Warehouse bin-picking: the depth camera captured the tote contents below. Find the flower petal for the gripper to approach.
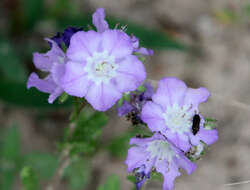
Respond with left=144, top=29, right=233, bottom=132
left=115, top=55, right=146, bottom=92
left=157, top=161, right=181, bottom=190
left=197, top=127, right=218, bottom=145
left=92, top=8, right=109, bottom=33
left=184, top=87, right=210, bottom=108
left=62, top=61, right=92, bottom=97
left=164, top=132, right=191, bottom=152
left=153, top=77, right=187, bottom=110
left=51, top=63, right=65, bottom=86
left=125, top=146, right=148, bottom=172
left=27, top=73, right=56, bottom=93
left=67, top=31, right=101, bottom=61
left=101, top=30, right=133, bottom=58
left=85, top=82, right=122, bottom=111
left=141, top=102, right=166, bottom=132
left=174, top=155, right=196, bottom=175
left=48, top=87, right=64, bottom=104
left=117, top=101, right=134, bottom=116
left=33, top=39, right=64, bottom=72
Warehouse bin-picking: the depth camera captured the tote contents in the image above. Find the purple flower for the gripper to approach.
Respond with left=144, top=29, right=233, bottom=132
left=61, top=9, right=146, bottom=111
left=27, top=38, right=66, bottom=103
left=51, top=26, right=83, bottom=48
left=125, top=133, right=196, bottom=190
left=117, top=83, right=154, bottom=125
left=92, top=8, right=153, bottom=55
left=141, top=77, right=218, bottom=152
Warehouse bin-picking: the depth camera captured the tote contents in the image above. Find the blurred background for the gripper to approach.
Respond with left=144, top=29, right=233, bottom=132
left=0, top=0, right=250, bottom=190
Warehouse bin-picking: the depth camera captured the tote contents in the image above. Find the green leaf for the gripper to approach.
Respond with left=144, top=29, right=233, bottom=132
left=71, top=111, right=108, bottom=142
left=0, top=124, right=22, bottom=190
left=67, top=111, right=108, bottom=155
left=20, top=166, right=40, bottom=190
left=0, top=39, right=27, bottom=82
left=127, top=175, right=136, bottom=183
left=63, top=157, right=90, bottom=190
left=1, top=124, right=21, bottom=162
left=59, top=92, right=69, bottom=104
left=204, top=117, right=217, bottom=129
left=0, top=80, right=72, bottom=108
left=23, top=152, right=58, bottom=179
left=98, top=175, right=120, bottom=190
left=21, top=0, right=44, bottom=30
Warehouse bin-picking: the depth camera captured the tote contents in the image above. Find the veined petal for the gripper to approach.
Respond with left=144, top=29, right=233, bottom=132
left=141, top=102, right=166, bottom=132
left=67, top=31, right=101, bottom=61
left=153, top=77, right=187, bottom=110
left=85, top=82, right=122, bottom=111
left=101, top=30, right=133, bottom=58
left=164, top=132, right=191, bottom=152
left=184, top=87, right=210, bottom=108
left=62, top=61, right=92, bottom=97
left=51, top=62, right=65, bottom=86
left=115, top=55, right=146, bottom=92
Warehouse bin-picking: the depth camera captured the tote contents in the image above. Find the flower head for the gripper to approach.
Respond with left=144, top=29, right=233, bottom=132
left=27, top=39, right=66, bottom=103
left=126, top=133, right=196, bottom=190
left=62, top=9, right=147, bottom=111
left=141, top=77, right=218, bottom=151
left=118, top=83, right=154, bottom=125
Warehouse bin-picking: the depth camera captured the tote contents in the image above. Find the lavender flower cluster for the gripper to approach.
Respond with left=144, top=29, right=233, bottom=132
left=27, top=8, right=218, bottom=190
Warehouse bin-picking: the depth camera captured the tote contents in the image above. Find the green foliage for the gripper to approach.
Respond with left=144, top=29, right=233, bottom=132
left=204, top=117, right=217, bottom=129
left=20, top=166, right=40, bottom=190
left=127, top=175, right=137, bottom=190
left=98, top=175, right=120, bottom=190
left=0, top=124, right=59, bottom=189
left=0, top=124, right=22, bottom=190
left=0, top=39, right=27, bottom=82
left=66, top=110, right=108, bottom=155
left=23, top=152, right=58, bottom=179
left=0, top=80, right=72, bottom=108
left=63, top=157, right=91, bottom=190
left=21, top=0, right=44, bottom=30
left=59, top=92, right=70, bottom=104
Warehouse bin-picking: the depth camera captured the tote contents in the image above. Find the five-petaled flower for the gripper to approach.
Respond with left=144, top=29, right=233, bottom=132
left=141, top=77, right=218, bottom=152
left=126, top=133, right=196, bottom=190
left=62, top=8, right=147, bottom=111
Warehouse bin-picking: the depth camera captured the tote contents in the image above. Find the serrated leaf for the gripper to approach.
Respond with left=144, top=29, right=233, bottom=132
left=98, top=175, right=120, bottom=190
left=20, top=166, right=40, bottom=190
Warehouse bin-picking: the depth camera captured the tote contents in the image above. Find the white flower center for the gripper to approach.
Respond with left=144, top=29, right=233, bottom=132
left=85, top=51, right=118, bottom=85
left=146, top=140, right=174, bottom=162
left=162, top=103, right=193, bottom=134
